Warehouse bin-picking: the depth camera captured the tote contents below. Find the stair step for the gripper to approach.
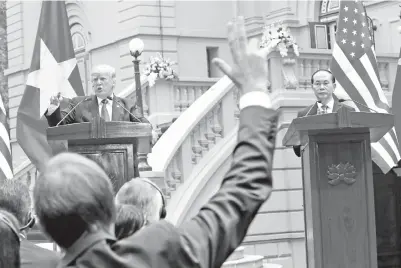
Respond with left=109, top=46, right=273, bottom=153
left=263, top=262, right=283, bottom=268
left=226, top=246, right=245, bottom=261
left=222, top=254, right=264, bottom=268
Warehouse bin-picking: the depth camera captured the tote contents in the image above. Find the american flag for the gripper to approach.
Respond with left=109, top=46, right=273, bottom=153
left=330, top=0, right=400, bottom=174
left=0, top=94, right=13, bottom=181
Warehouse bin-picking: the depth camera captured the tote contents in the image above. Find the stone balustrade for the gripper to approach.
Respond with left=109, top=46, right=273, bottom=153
left=267, top=49, right=397, bottom=96
left=124, top=77, right=219, bottom=128
left=148, top=76, right=238, bottom=198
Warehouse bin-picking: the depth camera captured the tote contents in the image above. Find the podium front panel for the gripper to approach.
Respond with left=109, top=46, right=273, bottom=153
left=303, top=130, right=377, bottom=268
left=69, top=143, right=138, bottom=194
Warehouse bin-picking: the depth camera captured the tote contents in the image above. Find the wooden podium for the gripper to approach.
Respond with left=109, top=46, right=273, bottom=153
left=47, top=117, right=152, bottom=193
left=283, top=107, right=394, bottom=268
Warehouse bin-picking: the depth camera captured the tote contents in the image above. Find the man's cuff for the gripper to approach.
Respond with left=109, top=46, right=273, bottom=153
left=239, top=91, right=272, bottom=110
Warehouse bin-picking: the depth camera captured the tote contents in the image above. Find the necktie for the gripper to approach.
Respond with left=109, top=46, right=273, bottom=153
left=101, top=99, right=110, bottom=121
left=321, top=105, right=328, bottom=114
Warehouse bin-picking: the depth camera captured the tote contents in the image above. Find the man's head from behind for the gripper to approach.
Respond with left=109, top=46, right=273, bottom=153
left=91, top=64, right=116, bottom=99
left=311, top=69, right=336, bottom=104
left=115, top=204, right=145, bottom=240
left=116, top=178, right=166, bottom=224
left=0, top=179, right=31, bottom=228
left=0, top=210, right=20, bottom=268
left=33, top=153, right=116, bottom=249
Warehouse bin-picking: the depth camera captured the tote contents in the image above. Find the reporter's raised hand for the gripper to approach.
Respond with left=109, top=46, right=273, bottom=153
left=212, top=16, right=276, bottom=96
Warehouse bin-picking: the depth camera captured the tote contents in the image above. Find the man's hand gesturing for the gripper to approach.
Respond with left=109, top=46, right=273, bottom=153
left=212, top=16, right=277, bottom=96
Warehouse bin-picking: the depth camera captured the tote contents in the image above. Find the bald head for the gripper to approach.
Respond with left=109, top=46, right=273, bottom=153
left=116, top=178, right=164, bottom=224
left=34, top=152, right=116, bottom=248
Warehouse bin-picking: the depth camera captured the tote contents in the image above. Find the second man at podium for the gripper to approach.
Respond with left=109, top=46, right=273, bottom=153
left=293, top=69, right=355, bottom=157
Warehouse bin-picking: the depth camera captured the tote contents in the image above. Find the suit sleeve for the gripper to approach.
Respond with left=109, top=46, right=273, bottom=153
left=45, top=106, right=63, bottom=127
left=292, top=111, right=302, bottom=157
left=45, top=99, right=78, bottom=126
left=171, top=105, right=278, bottom=268
left=127, top=102, right=150, bottom=124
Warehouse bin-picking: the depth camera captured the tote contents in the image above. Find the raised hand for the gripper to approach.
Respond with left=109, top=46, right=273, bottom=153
left=49, top=92, right=62, bottom=107
left=212, top=16, right=276, bottom=96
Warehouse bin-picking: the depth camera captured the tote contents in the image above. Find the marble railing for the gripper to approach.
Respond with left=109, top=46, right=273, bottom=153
left=267, top=49, right=396, bottom=94
left=125, top=77, right=219, bottom=128
left=148, top=76, right=239, bottom=198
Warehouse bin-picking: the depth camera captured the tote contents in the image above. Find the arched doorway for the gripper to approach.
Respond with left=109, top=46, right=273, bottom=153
left=373, top=162, right=401, bottom=267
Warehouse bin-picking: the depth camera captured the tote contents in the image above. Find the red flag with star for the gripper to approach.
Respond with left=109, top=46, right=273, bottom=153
left=16, top=1, right=84, bottom=171
left=330, top=0, right=400, bottom=174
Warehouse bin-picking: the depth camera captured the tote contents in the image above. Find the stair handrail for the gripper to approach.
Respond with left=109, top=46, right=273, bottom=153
left=149, top=76, right=234, bottom=172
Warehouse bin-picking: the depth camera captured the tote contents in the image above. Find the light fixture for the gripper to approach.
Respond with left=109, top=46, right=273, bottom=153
left=129, top=38, right=144, bottom=58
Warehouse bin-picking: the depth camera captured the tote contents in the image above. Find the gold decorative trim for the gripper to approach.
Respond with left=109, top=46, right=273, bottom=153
left=327, top=162, right=357, bottom=186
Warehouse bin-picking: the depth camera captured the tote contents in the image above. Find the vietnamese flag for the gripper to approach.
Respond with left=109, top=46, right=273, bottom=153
left=16, top=1, right=85, bottom=171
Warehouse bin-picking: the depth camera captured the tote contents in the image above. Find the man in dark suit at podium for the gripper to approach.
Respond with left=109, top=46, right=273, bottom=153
left=45, top=64, right=158, bottom=143
left=293, top=69, right=355, bottom=157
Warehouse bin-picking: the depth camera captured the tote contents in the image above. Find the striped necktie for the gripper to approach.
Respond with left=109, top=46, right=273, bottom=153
left=318, top=105, right=328, bottom=114
left=101, top=99, right=110, bottom=121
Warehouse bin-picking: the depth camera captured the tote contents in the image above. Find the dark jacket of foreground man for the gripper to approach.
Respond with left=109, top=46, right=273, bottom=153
left=59, top=104, right=279, bottom=268
left=21, top=240, right=61, bottom=268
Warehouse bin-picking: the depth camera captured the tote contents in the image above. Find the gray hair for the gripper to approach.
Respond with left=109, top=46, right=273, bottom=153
left=33, top=152, right=116, bottom=248
left=0, top=180, right=31, bottom=225
left=115, top=178, right=163, bottom=224
left=91, top=64, right=116, bottom=79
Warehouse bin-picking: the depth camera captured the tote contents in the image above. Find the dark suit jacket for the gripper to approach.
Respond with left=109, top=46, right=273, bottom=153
left=21, top=240, right=61, bottom=268
left=58, top=105, right=279, bottom=268
left=293, top=97, right=355, bottom=157
left=45, top=95, right=149, bottom=127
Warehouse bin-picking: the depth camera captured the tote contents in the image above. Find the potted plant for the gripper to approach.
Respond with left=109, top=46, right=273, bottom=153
left=143, top=53, right=178, bottom=87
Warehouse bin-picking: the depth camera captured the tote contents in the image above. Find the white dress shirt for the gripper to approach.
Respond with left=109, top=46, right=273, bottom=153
left=239, top=91, right=272, bottom=110
left=98, top=95, right=114, bottom=119
left=317, top=97, right=334, bottom=113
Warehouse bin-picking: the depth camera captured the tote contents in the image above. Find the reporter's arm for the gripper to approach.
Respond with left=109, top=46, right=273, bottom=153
left=173, top=91, right=278, bottom=268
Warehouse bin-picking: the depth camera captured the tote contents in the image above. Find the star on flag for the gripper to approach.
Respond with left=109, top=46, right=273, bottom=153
left=26, top=39, right=77, bottom=116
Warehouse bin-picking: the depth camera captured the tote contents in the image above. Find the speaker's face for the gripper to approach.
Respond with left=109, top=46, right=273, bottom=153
left=312, top=71, right=336, bottom=103
left=91, top=72, right=115, bottom=99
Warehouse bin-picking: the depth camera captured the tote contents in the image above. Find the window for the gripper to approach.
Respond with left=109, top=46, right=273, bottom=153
left=206, top=47, right=219, bottom=78
left=309, top=22, right=334, bottom=49
left=309, top=0, right=340, bottom=49
left=70, top=25, right=90, bottom=94
left=72, top=32, right=85, bottom=53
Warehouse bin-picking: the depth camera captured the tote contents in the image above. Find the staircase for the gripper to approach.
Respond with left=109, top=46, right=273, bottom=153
left=223, top=247, right=264, bottom=268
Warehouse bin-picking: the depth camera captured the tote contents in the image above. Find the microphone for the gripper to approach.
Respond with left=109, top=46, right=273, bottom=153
left=338, top=98, right=380, bottom=113
left=56, top=97, right=91, bottom=126
left=108, top=96, right=141, bottom=122
left=304, top=101, right=320, bottom=117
